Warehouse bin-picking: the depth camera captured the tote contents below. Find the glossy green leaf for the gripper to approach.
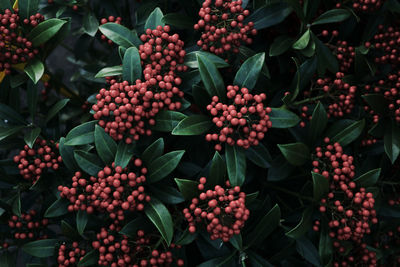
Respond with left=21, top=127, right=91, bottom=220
left=312, top=172, right=329, bottom=201
left=296, top=238, right=321, bottom=267
left=119, top=217, right=147, bottom=238
left=229, top=234, right=242, bottom=251
left=319, top=219, right=332, bottom=265
left=286, top=207, right=313, bottom=239
left=94, top=125, right=117, bottom=165
left=245, top=3, right=292, bottom=30
left=0, top=0, right=12, bottom=12
left=292, top=29, right=310, bottom=50
left=269, top=108, right=300, bottom=128
left=114, top=142, right=135, bottom=169
left=172, top=115, right=213, bottom=135
left=145, top=198, right=173, bottom=246
left=95, top=66, right=123, bottom=78
left=197, top=53, right=226, bottom=101
left=99, top=23, right=140, bottom=48
left=24, top=59, right=44, bottom=84
left=145, top=7, right=164, bottom=30
left=269, top=35, right=294, bottom=56
left=384, top=121, right=400, bottom=163
left=147, top=150, right=185, bottom=183
left=123, top=46, right=142, bottom=83
left=151, top=110, right=187, bottom=132
left=45, top=99, right=70, bottom=123
left=11, top=191, right=21, bottom=217
left=27, top=81, right=38, bottom=119
left=225, top=144, right=246, bottom=187
left=331, top=119, right=365, bottom=147
left=268, top=155, right=295, bottom=181
left=362, top=94, right=388, bottom=115
left=313, top=34, right=339, bottom=74
left=0, top=126, right=25, bottom=142
left=209, top=151, right=226, bottom=186
left=61, top=220, right=80, bottom=240
left=24, top=127, right=41, bottom=148
left=175, top=178, right=199, bottom=200
left=278, top=142, right=310, bottom=166
left=76, top=210, right=88, bottom=235
left=65, top=120, right=96, bottom=146
left=150, top=185, right=184, bottom=204
left=354, top=168, right=381, bottom=187
left=44, top=198, right=69, bottom=218
left=234, top=52, right=265, bottom=90
left=161, top=13, right=194, bottom=29
left=309, top=102, right=327, bottom=142
left=245, top=143, right=272, bottom=168
left=142, top=138, right=164, bottom=165
left=247, top=250, right=274, bottom=267
left=312, top=9, right=351, bottom=26
left=28, top=18, right=67, bottom=46
left=78, top=250, right=98, bottom=267
left=74, top=150, right=103, bottom=176
left=19, top=0, right=40, bottom=19
left=0, top=103, right=26, bottom=125
left=22, top=239, right=58, bottom=258
left=185, top=51, right=229, bottom=69
left=59, top=137, right=79, bottom=171
left=83, top=11, right=99, bottom=37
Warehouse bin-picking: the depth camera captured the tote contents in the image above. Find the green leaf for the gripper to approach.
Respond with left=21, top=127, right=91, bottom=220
left=286, top=207, right=313, bottom=239
left=27, top=81, right=38, bottom=119
left=246, top=204, right=281, bottom=247
left=46, top=99, right=70, bottom=123
left=319, top=219, right=332, bottom=265
left=99, top=23, right=140, bottom=48
left=175, top=178, right=199, bottom=200
left=309, top=102, right=327, bottom=142
left=354, top=168, right=381, bottom=187
left=312, top=9, right=351, bottom=26
left=59, top=137, right=79, bottom=171
left=175, top=228, right=198, bottom=246
left=44, top=198, right=69, bottom=218
left=123, top=46, right=142, bottom=83
left=76, top=210, right=88, bottom=235
left=245, top=143, right=272, bottom=168
left=0, top=103, right=26, bottom=125
left=24, top=59, right=44, bottom=84
left=229, top=234, right=242, bottom=251
left=296, top=238, right=321, bottom=267
left=94, top=125, right=117, bottom=165
left=151, top=110, right=187, bottom=132
left=209, top=151, right=226, bottom=186
left=312, top=33, right=339, bottom=74
left=185, top=51, right=229, bottom=69
left=234, top=52, right=265, bottom=90
left=225, top=144, right=246, bottom=187
left=142, top=138, right=164, bottom=165
left=0, top=126, right=25, bottom=142
left=24, top=127, right=41, bottom=148
left=11, top=191, right=21, bottom=217
left=331, top=119, right=365, bottom=147
left=22, top=239, right=58, bottom=258
left=362, top=94, right=388, bottom=115
left=19, top=0, right=40, bottom=20
left=150, top=185, right=184, bottom=204
left=269, top=108, right=300, bottom=128
left=83, top=11, right=99, bottom=37
left=78, top=250, right=98, bottom=267
left=312, top=172, right=329, bottom=201
left=197, top=53, right=226, bottom=101
left=0, top=0, right=12, bottom=12
left=147, top=150, right=185, bottom=183
left=245, top=3, right=292, bottom=30
left=119, top=217, right=146, bottom=238
left=28, top=18, right=67, bottom=46
left=269, top=35, right=294, bottom=56
left=94, top=66, right=123, bottom=78
left=145, top=7, right=165, bottom=30
left=65, top=120, right=96, bottom=146
left=247, top=250, right=274, bottom=267
left=385, top=121, right=400, bottom=163
left=292, top=29, right=310, bottom=50
left=0, top=251, right=16, bottom=267
left=74, top=150, right=103, bottom=176
left=161, top=13, right=194, bottom=29
left=172, top=115, right=213, bottom=135
left=278, top=142, right=310, bottom=166
left=145, top=198, right=173, bottom=246
left=114, top=142, right=135, bottom=169
left=61, top=220, right=80, bottom=240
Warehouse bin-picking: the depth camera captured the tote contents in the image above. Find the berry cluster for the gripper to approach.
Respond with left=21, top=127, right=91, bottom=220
left=8, top=210, right=49, bottom=240
left=100, top=16, right=122, bottom=45
left=368, top=25, right=400, bottom=69
left=206, top=85, right=272, bottom=151
left=333, top=243, right=377, bottom=267
left=183, top=177, right=249, bottom=242
left=13, top=139, right=62, bottom=183
left=59, top=160, right=150, bottom=222
left=375, top=227, right=400, bottom=266
left=334, top=40, right=355, bottom=73
left=349, top=0, right=385, bottom=12
left=92, top=225, right=184, bottom=267
left=194, top=0, right=257, bottom=57
left=0, top=9, right=41, bottom=74
left=57, top=242, right=86, bottom=267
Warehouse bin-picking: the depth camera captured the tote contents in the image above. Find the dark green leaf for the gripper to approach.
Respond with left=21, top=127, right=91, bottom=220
left=313, top=34, right=339, bottom=74
left=209, top=151, right=226, bottom=186
left=0, top=0, right=12, bottom=12
left=94, top=66, right=123, bottom=78
left=145, top=7, right=164, bottom=30
left=354, top=168, right=381, bottom=187
left=229, top=234, right=242, bottom=251
left=312, top=9, right=351, bottom=26
left=65, top=120, right=96, bottom=146
left=142, top=138, right=164, bottom=165
left=46, top=99, right=70, bottom=123
left=185, top=51, right=229, bottom=68
left=61, top=220, right=80, bottom=240
left=172, top=115, right=213, bottom=135
left=309, top=102, right=327, bottom=142
left=286, top=207, right=313, bottom=239
left=0, top=126, right=25, bottom=142
left=175, top=178, right=199, bottom=200
left=147, top=150, right=185, bottom=183
left=27, top=81, right=38, bottom=119
left=247, top=250, right=274, bottom=267
left=123, top=46, right=142, bottom=83
left=296, top=238, right=321, bottom=267
left=269, top=35, right=294, bottom=56
left=0, top=103, right=26, bottom=125
left=245, top=143, right=272, bottom=168
left=28, top=18, right=67, bottom=46
left=149, top=185, right=184, bottom=204
left=24, top=127, right=41, bottom=148
left=83, top=11, right=99, bottom=37
left=312, top=172, right=329, bottom=201
left=59, top=137, right=79, bottom=171
left=197, top=53, right=226, bottom=101
left=11, top=191, right=21, bottom=217
left=362, top=94, right=388, bottom=115
left=120, top=217, right=147, bottom=238
left=278, top=142, right=310, bottom=166
left=0, top=251, right=16, bottom=267
left=145, top=198, right=173, bottom=246
left=94, top=125, right=117, bottom=165
left=384, top=121, right=400, bottom=164
left=268, top=155, right=294, bottom=181
left=319, top=220, right=332, bottom=265
left=331, top=119, right=365, bottom=146
left=76, top=210, right=88, bottom=235
left=74, top=150, right=103, bottom=176
left=292, top=29, right=310, bottom=50
left=246, top=204, right=281, bottom=247
left=161, top=13, right=193, bottom=29
left=234, top=52, right=265, bottom=90
left=99, top=23, right=140, bottom=48
left=19, top=0, right=40, bottom=20
left=78, top=250, right=98, bottom=267
left=269, top=108, right=300, bottom=128
left=44, top=198, right=69, bottom=218
left=151, top=110, right=187, bottom=132
left=175, top=228, right=198, bottom=246
left=114, top=142, right=135, bottom=169
left=245, top=3, right=292, bottom=30
left=22, top=239, right=58, bottom=258
left=225, top=144, right=246, bottom=187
